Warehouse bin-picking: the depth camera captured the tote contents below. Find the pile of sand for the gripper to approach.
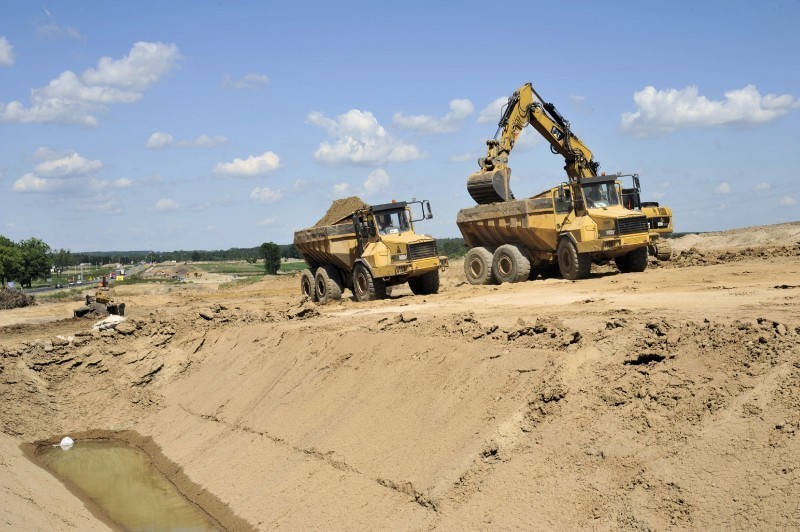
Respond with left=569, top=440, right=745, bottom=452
left=314, top=196, right=368, bottom=227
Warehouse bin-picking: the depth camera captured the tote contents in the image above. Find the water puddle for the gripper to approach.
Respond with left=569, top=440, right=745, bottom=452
left=34, top=437, right=223, bottom=531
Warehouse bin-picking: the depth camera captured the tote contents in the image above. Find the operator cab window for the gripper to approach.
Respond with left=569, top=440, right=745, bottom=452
left=554, top=187, right=572, bottom=213
left=377, top=210, right=410, bottom=235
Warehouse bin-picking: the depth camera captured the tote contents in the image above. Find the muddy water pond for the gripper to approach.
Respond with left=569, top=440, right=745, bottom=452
left=36, top=439, right=222, bottom=531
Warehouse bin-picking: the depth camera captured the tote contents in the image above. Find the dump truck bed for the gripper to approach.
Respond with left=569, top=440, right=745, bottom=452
left=293, top=222, right=360, bottom=271
left=456, top=195, right=558, bottom=252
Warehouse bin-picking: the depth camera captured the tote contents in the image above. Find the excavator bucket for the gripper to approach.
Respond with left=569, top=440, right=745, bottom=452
left=466, top=167, right=514, bottom=205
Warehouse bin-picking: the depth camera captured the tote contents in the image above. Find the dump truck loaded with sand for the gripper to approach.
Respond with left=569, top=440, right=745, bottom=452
left=294, top=197, right=449, bottom=302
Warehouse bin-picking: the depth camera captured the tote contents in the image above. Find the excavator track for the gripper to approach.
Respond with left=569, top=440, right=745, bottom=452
left=466, top=167, right=514, bottom=205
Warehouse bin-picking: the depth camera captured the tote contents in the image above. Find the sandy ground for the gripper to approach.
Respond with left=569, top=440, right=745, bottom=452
left=1, top=222, right=799, bottom=530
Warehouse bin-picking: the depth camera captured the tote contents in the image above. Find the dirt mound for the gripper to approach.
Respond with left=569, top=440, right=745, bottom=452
left=314, top=196, right=368, bottom=227
left=0, top=288, right=35, bottom=310
left=672, top=221, right=800, bottom=251
left=663, top=243, right=800, bottom=268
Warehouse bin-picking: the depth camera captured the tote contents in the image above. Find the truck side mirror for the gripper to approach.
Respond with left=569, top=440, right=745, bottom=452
left=425, top=201, right=433, bottom=219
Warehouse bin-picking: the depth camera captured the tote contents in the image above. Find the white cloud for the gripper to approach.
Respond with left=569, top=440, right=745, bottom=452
left=0, top=37, right=14, bottom=67
left=779, top=196, right=797, bottom=206
left=34, top=151, right=102, bottom=177
left=307, top=109, right=423, bottom=166
left=38, top=8, right=86, bottom=41
left=715, top=182, right=731, bottom=194
left=179, top=134, right=228, bottom=148
left=249, top=186, right=282, bottom=204
left=155, top=198, right=178, bottom=212
left=0, top=41, right=181, bottom=126
left=146, top=132, right=173, bottom=149
left=333, top=183, right=351, bottom=197
left=12, top=173, right=57, bottom=193
left=477, top=97, right=507, bottom=124
left=621, top=84, right=800, bottom=136
left=222, top=73, right=269, bottom=89
left=450, top=152, right=476, bottom=163
left=393, top=98, right=474, bottom=134
left=213, top=151, right=281, bottom=177
left=148, top=132, right=228, bottom=149
left=363, top=169, right=390, bottom=195
left=257, top=218, right=275, bottom=226
left=113, top=178, right=134, bottom=188
left=755, top=182, right=770, bottom=190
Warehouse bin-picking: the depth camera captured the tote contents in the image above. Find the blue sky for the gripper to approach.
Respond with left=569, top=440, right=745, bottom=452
left=1, top=1, right=798, bottom=252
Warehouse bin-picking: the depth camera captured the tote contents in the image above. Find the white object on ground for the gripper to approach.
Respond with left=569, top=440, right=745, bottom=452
left=92, top=315, right=126, bottom=331
left=59, top=436, right=74, bottom=450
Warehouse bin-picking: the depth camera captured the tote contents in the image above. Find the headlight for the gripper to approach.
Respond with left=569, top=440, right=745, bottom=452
left=391, top=254, right=408, bottom=262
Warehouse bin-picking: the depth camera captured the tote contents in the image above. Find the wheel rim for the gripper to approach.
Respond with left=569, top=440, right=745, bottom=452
left=560, top=248, right=573, bottom=271
left=356, top=273, right=367, bottom=295
left=301, top=278, right=312, bottom=297
left=498, top=255, right=512, bottom=276
left=469, top=258, right=484, bottom=279
left=316, top=278, right=326, bottom=298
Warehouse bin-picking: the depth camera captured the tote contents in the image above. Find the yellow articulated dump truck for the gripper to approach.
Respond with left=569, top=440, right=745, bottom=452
left=457, top=174, right=654, bottom=284
left=294, top=198, right=449, bottom=302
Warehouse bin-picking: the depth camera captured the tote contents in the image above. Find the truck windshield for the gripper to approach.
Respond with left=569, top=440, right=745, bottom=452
left=582, top=182, right=620, bottom=209
left=375, top=209, right=411, bottom=235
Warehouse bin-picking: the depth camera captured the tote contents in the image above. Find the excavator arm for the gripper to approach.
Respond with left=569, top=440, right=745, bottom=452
left=467, top=82, right=600, bottom=204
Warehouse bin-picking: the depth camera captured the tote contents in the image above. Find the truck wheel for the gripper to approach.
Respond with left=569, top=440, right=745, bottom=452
left=557, top=238, right=591, bottom=280
left=464, top=247, right=495, bottom=285
left=353, top=263, right=386, bottom=302
left=300, top=268, right=318, bottom=302
left=409, top=270, right=440, bottom=295
left=314, top=265, right=343, bottom=303
left=652, top=239, right=673, bottom=261
left=616, top=247, right=648, bottom=273
left=492, top=244, right=531, bottom=284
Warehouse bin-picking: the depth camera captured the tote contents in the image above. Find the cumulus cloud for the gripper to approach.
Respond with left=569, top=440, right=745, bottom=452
left=477, top=96, right=507, bottom=124
left=779, top=196, right=797, bottom=206
left=393, top=99, right=474, bottom=134
left=213, top=151, right=281, bottom=177
left=155, top=198, right=178, bottom=212
left=146, top=132, right=174, bottom=149
left=755, top=182, right=770, bottom=190
left=249, top=186, right=282, bottom=204
left=363, top=169, right=390, bottom=195
left=0, top=37, right=14, bottom=67
left=621, top=84, right=800, bottom=137
left=715, top=182, right=731, bottom=194
left=333, top=183, right=351, bottom=197
left=222, top=73, right=269, bottom=90
left=307, top=109, right=423, bottom=166
left=113, top=178, right=134, bottom=188
left=147, top=132, right=228, bottom=149
left=0, top=41, right=181, bottom=126
left=11, top=148, right=103, bottom=194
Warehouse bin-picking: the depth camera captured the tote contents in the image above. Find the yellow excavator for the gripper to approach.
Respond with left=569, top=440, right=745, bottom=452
left=467, top=82, right=673, bottom=259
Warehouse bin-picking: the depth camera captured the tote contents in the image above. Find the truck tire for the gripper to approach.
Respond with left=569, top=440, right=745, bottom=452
left=464, top=247, right=495, bottom=285
left=616, top=247, right=648, bottom=273
left=557, top=238, right=591, bottom=280
left=352, top=263, right=386, bottom=302
left=492, top=244, right=531, bottom=284
left=314, top=265, right=343, bottom=303
left=300, top=268, right=318, bottom=302
left=651, top=239, right=673, bottom=261
left=409, top=270, right=440, bottom=295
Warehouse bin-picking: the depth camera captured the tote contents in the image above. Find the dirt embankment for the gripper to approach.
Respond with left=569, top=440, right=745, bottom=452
left=1, top=222, right=799, bottom=530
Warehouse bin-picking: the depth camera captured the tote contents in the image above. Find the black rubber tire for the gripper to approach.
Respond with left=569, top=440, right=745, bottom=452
left=492, top=244, right=531, bottom=284
left=314, top=265, right=343, bottom=303
left=352, top=263, right=385, bottom=302
left=616, top=247, right=648, bottom=273
left=300, top=268, right=318, bottom=302
left=408, top=270, right=440, bottom=295
left=464, top=247, right=496, bottom=285
left=653, top=239, right=673, bottom=261
left=557, top=238, right=591, bottom=280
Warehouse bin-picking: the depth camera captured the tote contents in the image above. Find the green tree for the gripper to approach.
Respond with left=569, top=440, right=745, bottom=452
left=51, top=248, right=73, bottom=282
left=260, top=242, right=281, bottom=275
left=18, top=238, right=52, bottom=288
left=0, top=235, right=23, bottom=287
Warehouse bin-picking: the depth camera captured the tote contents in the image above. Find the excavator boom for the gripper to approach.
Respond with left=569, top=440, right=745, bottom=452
left=467, top=82, right=599, bottom=204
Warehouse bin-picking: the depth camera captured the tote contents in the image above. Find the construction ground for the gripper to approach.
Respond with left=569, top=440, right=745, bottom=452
left=1, top=222, right=799, bottom=530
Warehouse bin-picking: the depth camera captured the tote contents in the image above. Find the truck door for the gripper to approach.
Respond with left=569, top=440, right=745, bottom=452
left=353, top=213, right=377, bottom=257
